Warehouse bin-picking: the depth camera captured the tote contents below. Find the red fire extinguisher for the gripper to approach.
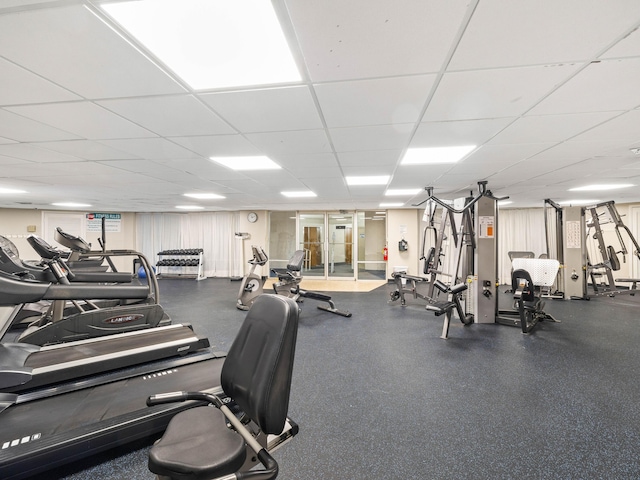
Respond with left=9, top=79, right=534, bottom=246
left=383, top=245, right=388, bottom=261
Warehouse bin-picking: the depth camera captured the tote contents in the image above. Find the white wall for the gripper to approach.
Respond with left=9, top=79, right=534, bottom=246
left=386, top=209, right=421, bottom=276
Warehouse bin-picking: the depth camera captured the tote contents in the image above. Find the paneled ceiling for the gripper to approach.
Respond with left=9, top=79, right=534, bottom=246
left=0, top=0, right=639, bottom=212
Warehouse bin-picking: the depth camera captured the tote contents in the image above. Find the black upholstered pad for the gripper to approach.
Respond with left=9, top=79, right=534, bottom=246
left=148, top=407, right=246, bottom=480
left=222, top=294, right=299, bottom=435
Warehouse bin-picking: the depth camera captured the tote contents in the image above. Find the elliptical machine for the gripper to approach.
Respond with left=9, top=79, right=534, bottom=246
left=236, top=246, right=268, bottom=311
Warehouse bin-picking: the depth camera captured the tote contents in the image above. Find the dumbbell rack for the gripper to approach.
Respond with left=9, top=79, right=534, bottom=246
left=156, top=249, right=205, bottom=281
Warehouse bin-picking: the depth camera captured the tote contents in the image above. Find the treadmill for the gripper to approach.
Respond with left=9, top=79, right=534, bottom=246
left=0, top=349, right=227, bottom=479
left=0, top=309, right=298, bottom=479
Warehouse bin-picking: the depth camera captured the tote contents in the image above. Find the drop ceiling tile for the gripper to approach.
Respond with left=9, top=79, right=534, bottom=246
left=272, top=152, right=338, bottom=169
left=286, top=0, right=470, bottom=81
left=342, top=165, right=393, bottom=177
left=285, top=164, right=343, bottom=177
left=0, top=57, right=80, bottom=106
left=0, top=143, right=84, bottom=163
left=98, top=159, right=193, bottom=179
left=97, top=95, right=235, bottom=136
left=200, top=86, right=323, bottom=132
left=0, top=5, right=185, bottom=98
left=330, top=125, right=412, bottom=152
left=487, top=112, right=619, bottom=145
left=449, top=0, right=639, bottom=70
left=35, top=140, right=139, bottom=161
left=315, top=75, right=435, bottom=128
left=0, top=154, right=32, bottom=166
left=153, top=158, right=248, bottom=182
left=0, top=109, right=81, bottom=142
left=0, top=137, right=15, bottom=144
left=1, top=161, right=124, bottom=178
left=529, top=139, right=626, bottom=163
left=337, top=150, right=402, bottom=167
left=245, top=130, right=332, bottom=156
left=6, top=102, right=156, bottom=140
left=569, top=110, right=640, bottom=143
left=391, top=164, right=452, bottom=184
left=412, top=118, right=515, bottom=147
left=600, top=20, right=640, bottom=59
left=97, top=138, right=199, bottom=160
left=424, top=64, right=581, bottom=121
left=170, top=135, right=263, bottom=157
left=530, top=58, right=640, bottom=115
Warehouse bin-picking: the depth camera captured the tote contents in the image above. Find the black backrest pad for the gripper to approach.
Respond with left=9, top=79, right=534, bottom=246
left=287, top=250, right=305, bottom=272
left=512, top=269, right=535, bottom=302
left=221, top=294, right=299, bottom=435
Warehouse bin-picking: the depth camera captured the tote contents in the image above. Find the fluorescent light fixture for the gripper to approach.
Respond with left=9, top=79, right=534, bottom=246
left=281, top=191, right=317, bottom=198
left=0, top=187, right=26, bottom=194
left=346, top=175, right=390, bottom=186
left=101, top=0, right=300, bottom=90
left=401, top=146, right=476, bottom=165
left=568, top=184, right=634, bottom=191
left=375, top=211, right=386, bottom=215
left=498, top=200, right=513, bottom=206
left=52, top=202, right=91, bottom=208
left=211, top=156, right=281, bottom=171
left=385, top=188, right=421, bottom=196
left=558, top=199, right=601, bottom=206
left=176, top=205, right=205, bottom=210
left=184, top=193, right=225, bottom=199
left=379, top=202, right=404, bottom=207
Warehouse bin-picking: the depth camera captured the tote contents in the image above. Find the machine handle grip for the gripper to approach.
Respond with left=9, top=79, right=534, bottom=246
left=147, top=391, right=221, bottom=407
left=147, top=391, right=189, bottom=406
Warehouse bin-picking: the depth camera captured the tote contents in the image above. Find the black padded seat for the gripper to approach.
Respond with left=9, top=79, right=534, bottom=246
left=148, top=407, right=246, bottom=480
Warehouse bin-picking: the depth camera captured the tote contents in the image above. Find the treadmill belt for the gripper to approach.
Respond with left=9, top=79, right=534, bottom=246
left=0, top=352, right=225, bottom=480
left=24, top=324, right=200, bottom=368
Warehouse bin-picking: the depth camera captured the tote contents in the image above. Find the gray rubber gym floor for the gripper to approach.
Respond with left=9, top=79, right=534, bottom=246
left=36, top=278, right=640, bottom=479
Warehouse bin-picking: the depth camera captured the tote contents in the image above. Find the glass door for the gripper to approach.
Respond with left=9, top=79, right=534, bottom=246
left=297, top=212, right=357, bottom=280
left=299, top=213, right=325, bottom=277
left=328, top=213, right=354, bottom=278
left=356, top=211, right=387, bottom=280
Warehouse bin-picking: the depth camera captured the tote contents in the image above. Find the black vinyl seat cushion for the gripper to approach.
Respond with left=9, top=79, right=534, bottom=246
left=148, top=407, right=246, bottom=480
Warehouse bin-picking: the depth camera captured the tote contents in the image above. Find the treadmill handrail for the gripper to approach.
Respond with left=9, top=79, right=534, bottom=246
left=42, top=283, right=150, bottom=301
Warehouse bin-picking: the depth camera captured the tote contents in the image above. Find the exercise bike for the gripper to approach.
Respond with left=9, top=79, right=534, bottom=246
left=271, top=250, right=351, bottom=317
left=236, top=245, right=268, bottom=311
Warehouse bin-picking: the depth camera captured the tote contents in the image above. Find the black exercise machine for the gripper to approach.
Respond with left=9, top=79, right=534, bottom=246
left=497, top=268, right=558, bottom=334
left=271, top=250, right=352, bottom=317
left=236, top=245, right=268, bottom=311
left=0, top=295, right=299, bottom=480
left=389, top=271, right=432, bottom=306
left=3, top=235, right=171, bottom=345
left=147, top=294, right=300, bottom=480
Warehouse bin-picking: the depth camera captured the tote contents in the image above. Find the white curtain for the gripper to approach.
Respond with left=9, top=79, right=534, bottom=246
left=497, top=208, right=546, bottom=284
left=135, top=212, right=242, bottom=278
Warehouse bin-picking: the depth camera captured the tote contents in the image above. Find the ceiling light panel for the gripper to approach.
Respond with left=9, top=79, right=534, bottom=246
left=184, top=193, right=225, bottom=199
left=401, top=146, right=476, bottom=165
left=346, top=176, right=390, bottom=186
left=281, top=191, right=317, bottom=198
left=102, top=0, right=301, bottom=90
left=385, top=189, right=421, bottom=196
left=569, top=184, right=634, bottom=191
left=210, top=156, right=281, bottom=171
